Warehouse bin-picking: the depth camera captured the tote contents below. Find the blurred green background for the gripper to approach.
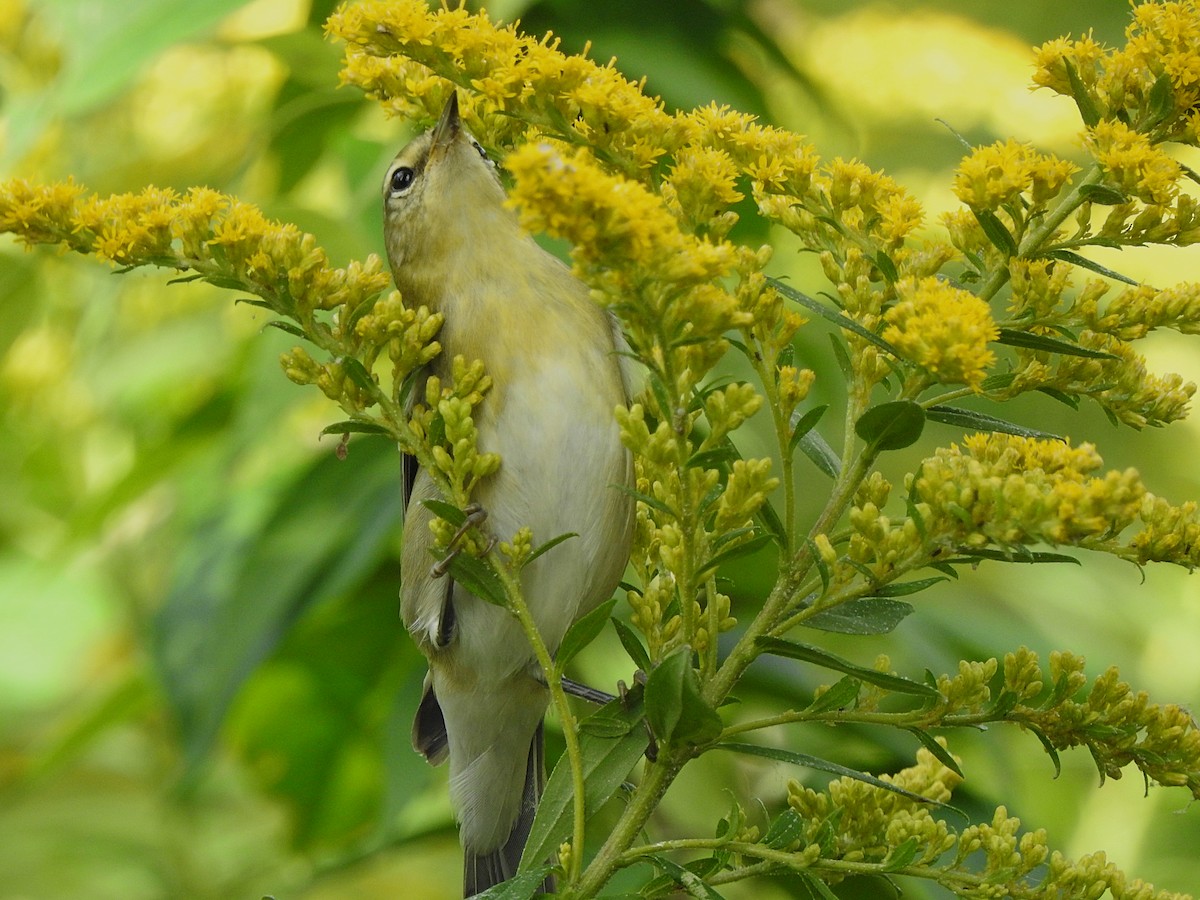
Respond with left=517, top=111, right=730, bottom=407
left=2, top=0, right=1199, bottom=898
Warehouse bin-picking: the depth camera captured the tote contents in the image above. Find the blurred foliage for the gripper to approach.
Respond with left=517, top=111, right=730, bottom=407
left=0, top=1, right=1198, bottom=899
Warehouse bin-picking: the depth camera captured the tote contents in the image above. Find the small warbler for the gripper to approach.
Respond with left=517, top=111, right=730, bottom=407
left=383, top=93, right=634, bottom=896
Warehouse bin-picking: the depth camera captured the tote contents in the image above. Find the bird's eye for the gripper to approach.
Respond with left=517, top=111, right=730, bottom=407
left=390, top=166, right=415, bottom=193
left=470, top=139, right=489, bottom=162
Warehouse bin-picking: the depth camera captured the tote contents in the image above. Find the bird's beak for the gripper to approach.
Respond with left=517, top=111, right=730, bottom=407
left=431, top=91, right=460, bottom=153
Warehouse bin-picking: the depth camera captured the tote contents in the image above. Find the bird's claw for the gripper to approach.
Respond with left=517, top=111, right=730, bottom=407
left=430, top=503, right=490, bottom=578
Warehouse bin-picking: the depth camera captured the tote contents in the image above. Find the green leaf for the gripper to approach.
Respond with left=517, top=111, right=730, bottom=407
left=801, top=598, right=915, bottom=635
left=757, top=637, right=939, bottom=697
left=950, top=548, right=1080, bottom=565
left=855, top=401, right=926, bottom=452
left=768, top=277, right=902, bottom=357
left=714, top=742, right=938, bottom=806
left=319, top=420, right=392, bottom=437
left=973, top=209, right=1018, bottom=256
left=761, top=807, right=806, bottom=850
left=473, top=868, right=555, bottom=899
left=526, top=531, right=579, bottom=565
left=1077, top=182, right=1130, bottom=205
left=696, top=533, right=773, bottom=576
left=1027, top=724, right=1063, bottom=778
left=645, top=648, right=723, bottom=749
left=447, top=553, right=509, bottom=607
left=557, top=598, right=616, bottom=668
left=788, top=404, right=829, bottom=453
left=613, top=482, right=676, bottom=517
left=797, top=430, right=841, bottom=479
left=828, top=333, right=853, bottom=380
left=876, top=576, right=948, bottom=597
left=612, top=618, right=651, bottom=672
left=265, top=319, right=307, bottom=339
left=874, top=250, right=898, bottom=284
left=646, top=856, right=727, bottom=899
left=1042, top=249, right=1139, bottom=286
left=1147, top=71, right=1175, bottom=126
left=646, top=368, right=675, bottom=421
left=1064, top=59, right=1102, bottom=127
left=802, top=675, right=862, bottom=714
left=521, top=692, right=648, bottom=873
left=341, top=356, right=377, bottom=392
left=687, top=445, right=739, bottom=470
left=1038, top=386, right=1081, bottom=409
left=994, top=328, right=1119, bottom=359
left=905, top=728, right=963, bottom=778
left=925, top=404, right=1063, bottom=441
left=794, top=872, right=841, bottom=900
left=881, top=836, right=921, bottom=872
left=419, top=498, right=467, bottom=527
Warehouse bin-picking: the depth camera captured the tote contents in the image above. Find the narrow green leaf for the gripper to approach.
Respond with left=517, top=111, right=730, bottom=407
left=645, top=648, right=723, bottom=749
left=925, top=404, right=1063, bottom=441
left=1027, top=725, right=1063, bottom=778
left=167, top=273, right=205, bottom=285
left=419, top=498, right=467, bottom=527
left=855, top=401, right=926, bottom=452
left=646, top=368, right=675, bottom=421
left=1037, top=386, right=1081, bottom=409
left=521, top=693, right=648, bottom=873
left=794, top=872, right=841, bottom=900
left=757, top=637, right=939, bottom=697
left=341, top=356, right=377, bottom=392
left=647, top=856, right=727, bottom=899
left=762, top=808, right=806, bottom=850
left=1042, top=249, right=1139, bottom=286
left=556, top=598, right=616, bottom=668
left=828, top=333, right=853, bottom=380
left=1077, top=183, right=1130, bottom=205
left=234, top=296, right=273, bottom=310
left=880, top=836, right=921, bottom=873
left=696, top=533, right=773, bottom=576
left=265, top=319, right=306, bottom=338
left=905, top=728, right=963, bottom=778
left=802, top=675, right=862, bottom=714
left=1147, top=71, right=1175, bottom=126
left=1064, top=59, right=1102, bottom=127
left=768, top=277, right=902, bottom=357
left=950, top=548, right=1080, bottom=565
left=688, top=445, right=739, bottom=470
left=447, top=553, right=508, bottom=607
left=973, top=209, right=1017, bottom=256
left=995, top=328, right=1119, bottom=359
left=473, top=869, right=554, bottom=900
left=788, top=404, right=829, bottom=453
left=526, top=531, right=578, bottom=566
left=714, top=742, right=938, bottom=805
left=798, top=430, right=841, bottom=479
left=612, top=482, right=676, bottom=517
left=801, top=598, right=915, bottom=635
left=874, top=250, right=898, bottom=283
left=876, top=576, right=948, bottom=597
left=319, top=420, right=392, bottom=437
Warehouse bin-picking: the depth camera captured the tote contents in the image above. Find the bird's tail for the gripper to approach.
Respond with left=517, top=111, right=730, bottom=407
left=463, top=720, right=554, bottom=898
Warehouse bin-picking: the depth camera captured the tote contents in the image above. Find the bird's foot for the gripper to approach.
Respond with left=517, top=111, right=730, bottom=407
left=430, top=502, right=491, bottom=578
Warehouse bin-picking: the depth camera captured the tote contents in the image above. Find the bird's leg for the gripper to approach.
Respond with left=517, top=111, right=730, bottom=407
left=560, top=677, right=618, bottom=705
left=430, top=502, right=490, bottom=578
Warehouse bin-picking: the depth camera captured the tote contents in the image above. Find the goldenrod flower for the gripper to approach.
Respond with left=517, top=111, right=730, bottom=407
left=883, top=276, right=998, bottom=386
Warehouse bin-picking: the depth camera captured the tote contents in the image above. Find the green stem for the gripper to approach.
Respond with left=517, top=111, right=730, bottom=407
left=569, top=753, right=681, bottom=897
left=489, top=552, right=589, bottom=882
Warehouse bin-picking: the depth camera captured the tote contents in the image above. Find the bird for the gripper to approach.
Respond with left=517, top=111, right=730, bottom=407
left=382, top=91, right=635, bottom=897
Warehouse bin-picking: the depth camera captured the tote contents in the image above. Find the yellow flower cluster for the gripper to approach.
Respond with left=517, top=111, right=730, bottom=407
left=1035, top=0, right=1200, bottom=142
left=1085, top=119, right=1182, bottom=204
left=952, top=139, right=1079, bottom=211
left=910, top=434, right=1146, bottom=549
left=1130, top=494, right=1200, bottom=567
left=1002, top=330, right=1195, bottom=429
left=1079, top=279, right=1200, bottom=340
left=882, top=276, right=998, bottom=386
